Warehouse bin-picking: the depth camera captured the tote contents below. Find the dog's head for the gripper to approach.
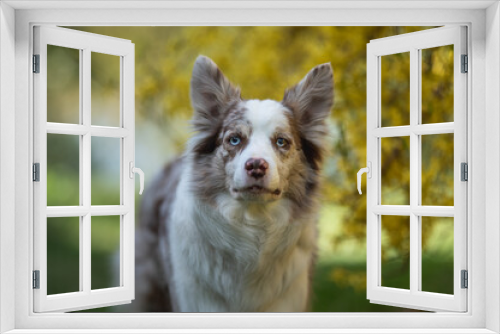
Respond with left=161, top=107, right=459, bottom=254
left=188, top=56, right=333, bottom=206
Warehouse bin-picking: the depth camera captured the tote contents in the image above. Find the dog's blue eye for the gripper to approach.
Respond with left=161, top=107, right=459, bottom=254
left=276, top=138, right=287, bottom=147
left=229, top=136, right=241, bottom=146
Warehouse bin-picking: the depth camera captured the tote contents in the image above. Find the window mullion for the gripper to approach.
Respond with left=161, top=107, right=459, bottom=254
left=417, top=47, right=423, bottom=292
left=453, top=27, right=468, bottom=310
left=409, top=47, right=420, bottom=294
left=82, top=47, right=92, bottom=294
left=121, top=52, right=134, bottom=291
left=78, top=48, right=84, bottom=293
left=90, top=126, right=129, bottom=138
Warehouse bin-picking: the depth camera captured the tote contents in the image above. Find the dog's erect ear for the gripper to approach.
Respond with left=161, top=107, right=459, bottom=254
left=282, top=63, right=334, bottom=134
left=282, top=63, right=334, bottom=169
left=190, top=56, right=241, bottom=132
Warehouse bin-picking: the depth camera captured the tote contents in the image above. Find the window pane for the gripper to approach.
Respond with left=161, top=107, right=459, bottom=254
left=421, top=134, right=454, bottom=206
left=381, top=215, right=410, bottom=290
left=91, top=137, right=120, bottom=205
left=421, top=45, right=454, bottom=124
left=91, top=216, right=121, bottom=290
left=92, top=52, right=120, bottom=127
left=421, top=217, right=454, bottom=294
left=47, top=134, right=79, bottom=206
left=381, top=52, right=410, bottom=127
left=47, top=45, right=80, bottom=124
left=381, top=136, right=410, bottom=205
left=47, top=217, right=80, bottom=295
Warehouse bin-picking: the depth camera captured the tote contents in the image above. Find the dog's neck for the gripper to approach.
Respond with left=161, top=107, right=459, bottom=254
left=214, top=193, right=292, bottom=227
left=190, top=193, right=301, bottom=265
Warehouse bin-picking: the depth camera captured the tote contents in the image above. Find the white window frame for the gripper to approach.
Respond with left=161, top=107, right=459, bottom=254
left=33, top=26, right=136, bottom=313
left=366, top=26, right=468, bottom=312
left=0, top=1, right=499, bottom=333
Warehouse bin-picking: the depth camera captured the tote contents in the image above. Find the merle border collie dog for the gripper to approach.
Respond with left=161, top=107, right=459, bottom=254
left=133, top=56, right=334, bottom=312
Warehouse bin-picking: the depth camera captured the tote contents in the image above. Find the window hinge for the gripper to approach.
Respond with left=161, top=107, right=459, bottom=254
left=461, top=270, right=468, bottom=289
left=33, top=270, right=40, bottom=289
left=461, top=54, right=468, bottom=73
left=33, top=163, right=40, bottom=182
left=33, top=54, right=40, bottom=73
left=461, top=162, right=468, bottom=181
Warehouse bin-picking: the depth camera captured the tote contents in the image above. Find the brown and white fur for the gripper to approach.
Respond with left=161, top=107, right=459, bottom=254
left=133, top=56, right=334, bottom=312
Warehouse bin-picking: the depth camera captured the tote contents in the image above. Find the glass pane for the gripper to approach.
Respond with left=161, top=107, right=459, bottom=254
left=92, top=52, right=120, bottom=127
left=421, top=134, right=454, bottom=206
left=91, top=216, right=121, bottom=290
left=381, top=136, right=410, bottom=205
left=91, top=137, right=120, bottom=205
left=381, top=52, right=410, bottom=127
left=381, top=215, right=410, bottom=290
left=47, top=217, right=80, bottom=295
left=421, top=217, right=454, bottom=294
left=421, top=45, right=454, bottom=124
left=47, top=45, right=80, bottom=124
left=47, top=134, right=79, bottom=206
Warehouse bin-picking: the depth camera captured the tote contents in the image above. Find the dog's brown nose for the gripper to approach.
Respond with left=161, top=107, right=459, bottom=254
left=245, top=158, right=269, bottom=178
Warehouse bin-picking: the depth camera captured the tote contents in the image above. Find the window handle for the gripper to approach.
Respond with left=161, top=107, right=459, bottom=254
left=129, top=161, right=145, bottom=195
left=357, top=162, right=372, bottom=195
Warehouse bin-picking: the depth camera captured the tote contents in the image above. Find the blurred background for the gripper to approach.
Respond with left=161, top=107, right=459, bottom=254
left=45, top=26, right=455, bottom=312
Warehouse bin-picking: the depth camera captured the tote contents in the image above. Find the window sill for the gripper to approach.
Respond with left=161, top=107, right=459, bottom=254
left=3, top=329, right=498, bottom=334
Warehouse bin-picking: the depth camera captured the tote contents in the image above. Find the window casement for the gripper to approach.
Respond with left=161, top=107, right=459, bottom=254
left=32, top=26, right=139, bottom=312
left=363, top=26, right=468, bottom=312
left=2, top=2, right=497, bottom=334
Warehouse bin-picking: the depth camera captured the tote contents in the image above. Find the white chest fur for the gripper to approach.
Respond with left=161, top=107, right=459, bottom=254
left=167, top=174, right=317, bottom=312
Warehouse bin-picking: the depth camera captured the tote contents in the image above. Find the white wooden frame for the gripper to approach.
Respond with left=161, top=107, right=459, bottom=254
left=32, top=26, right=135, bottom=312
left=0, top=1, right=499, bottom=333
left=366, top=26, right=467, bottom=312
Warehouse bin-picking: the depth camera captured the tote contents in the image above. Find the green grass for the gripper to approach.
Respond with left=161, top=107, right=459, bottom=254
left=312, top=260, right=406, bottom=312
left=312, top=257, right=453, bottom=312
